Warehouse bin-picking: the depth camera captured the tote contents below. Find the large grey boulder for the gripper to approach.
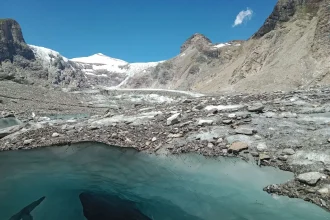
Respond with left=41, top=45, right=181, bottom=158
left=296, top=172, right=325, bottom=186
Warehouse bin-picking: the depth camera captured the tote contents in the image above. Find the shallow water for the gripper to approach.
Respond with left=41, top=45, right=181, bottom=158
left=0, top=143, right=328, bottom=220
left=0, top=117, right=21, bottom=129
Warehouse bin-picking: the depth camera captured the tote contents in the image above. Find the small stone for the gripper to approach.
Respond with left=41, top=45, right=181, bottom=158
left=327, top=138, right=330, bottom=143
left=228, top=142, right=248, bottom=153
left=318, top=188, right=329, bottom=195
left=167, top=113, right=181, bottom=125
left=296, top=172, right=325, bottom=186
left=207, top=143, right=214, bottom=149
left=247, top=103, right=264, bottom=112
left=52, top=132, right=60, bottom=138
left=235, top=127, right=256, bottom=135
left=198, top=119, right=214, bottom=126
left=282, top=148, right=295, bottom=155
left=145, top=141, right=151, bottom=146
left=222, top=119, right=232, bottom=125
left=23, top=139, right=34, bottom=145
left=256, top=143, right=268, bottom=152
left=152, top=137, right=157, bottom=142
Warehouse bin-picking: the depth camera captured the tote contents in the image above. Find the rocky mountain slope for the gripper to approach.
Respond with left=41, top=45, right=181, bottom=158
left=125, top=0, right=330, bottom=93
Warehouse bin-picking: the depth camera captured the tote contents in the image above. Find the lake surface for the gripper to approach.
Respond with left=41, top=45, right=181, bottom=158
left=0, top=142, right=328, bottom=220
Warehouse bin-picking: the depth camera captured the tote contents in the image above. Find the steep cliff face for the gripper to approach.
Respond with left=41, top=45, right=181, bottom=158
left=0, top=19, right=35, bottom=62
left=252, top=0, right=323, bottom=38
left=0, top=19, right=87, bottom=89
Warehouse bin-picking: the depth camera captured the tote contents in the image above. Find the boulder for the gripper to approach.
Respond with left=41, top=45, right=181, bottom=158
left=318, top=188, right=329, bottom=195
left=248, top=103, right=264, bottom=112
left=228, top=114, right=237, bottom=119
left=52, top=132, right=60, bottom=138
left=282, top=148, right=295, bottom=155
left=259, top=153, right=271, bottom=160
left=222, top=119, right=232, bottom=125
left=278, top=155, right=288, bottom=161
left=23, top=139, right=34, bottom=145
left=280, top=112, right=298, bottom=118
left=228, top=142, right=248, bottom=153
left=167, top=113, right=181, bottom=125
left=256, top=143, right=268, bottom=152
left=235, top=127, right=256, bottom=135
left=198, top=119, right=213, bottom=126
left=168, top=133, right=183, bottom=138
left=207, top=143, right=214, bottom=149
left=296, top=172, right=325, bottom=186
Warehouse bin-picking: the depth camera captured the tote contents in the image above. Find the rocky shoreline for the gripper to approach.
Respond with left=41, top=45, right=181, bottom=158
left=1, top=85, right=330, bottom=212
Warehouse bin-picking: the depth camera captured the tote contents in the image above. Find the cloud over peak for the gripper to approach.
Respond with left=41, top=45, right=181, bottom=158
left=233, top=8, right=253, bottom=27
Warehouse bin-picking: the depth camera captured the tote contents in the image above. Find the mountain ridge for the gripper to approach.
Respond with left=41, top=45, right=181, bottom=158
left=0, top=0, right=329, bottom=93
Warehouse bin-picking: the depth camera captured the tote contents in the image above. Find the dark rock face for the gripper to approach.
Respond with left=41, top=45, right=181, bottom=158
left=252, top=0, right=323, bottom=38
left=0, top=19, right=35, bottom=62
left=180, top=33, right=212, bottom=53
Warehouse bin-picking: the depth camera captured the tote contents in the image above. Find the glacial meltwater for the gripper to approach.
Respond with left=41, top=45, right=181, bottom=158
left=0, top=143, right=329, bottom=220
left=0, top=117, right=20, bottom=129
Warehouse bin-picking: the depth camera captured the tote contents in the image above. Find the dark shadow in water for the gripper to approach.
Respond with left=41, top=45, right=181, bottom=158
left=79, top=191, right=151, bottom=220
left=9, top=196, right=45, bottom=220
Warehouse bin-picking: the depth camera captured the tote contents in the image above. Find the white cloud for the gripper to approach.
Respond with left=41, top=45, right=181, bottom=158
left=233, top=8, right=253, bottom=27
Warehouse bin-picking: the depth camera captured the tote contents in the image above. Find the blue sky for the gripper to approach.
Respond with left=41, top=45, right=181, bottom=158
left=3, top=0, right=277, bottom=62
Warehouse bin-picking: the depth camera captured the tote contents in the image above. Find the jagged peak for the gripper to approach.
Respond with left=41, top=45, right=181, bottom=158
left=180, top=33, right=212, bottom=53
left=252, top=0, right=324, bottom=39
